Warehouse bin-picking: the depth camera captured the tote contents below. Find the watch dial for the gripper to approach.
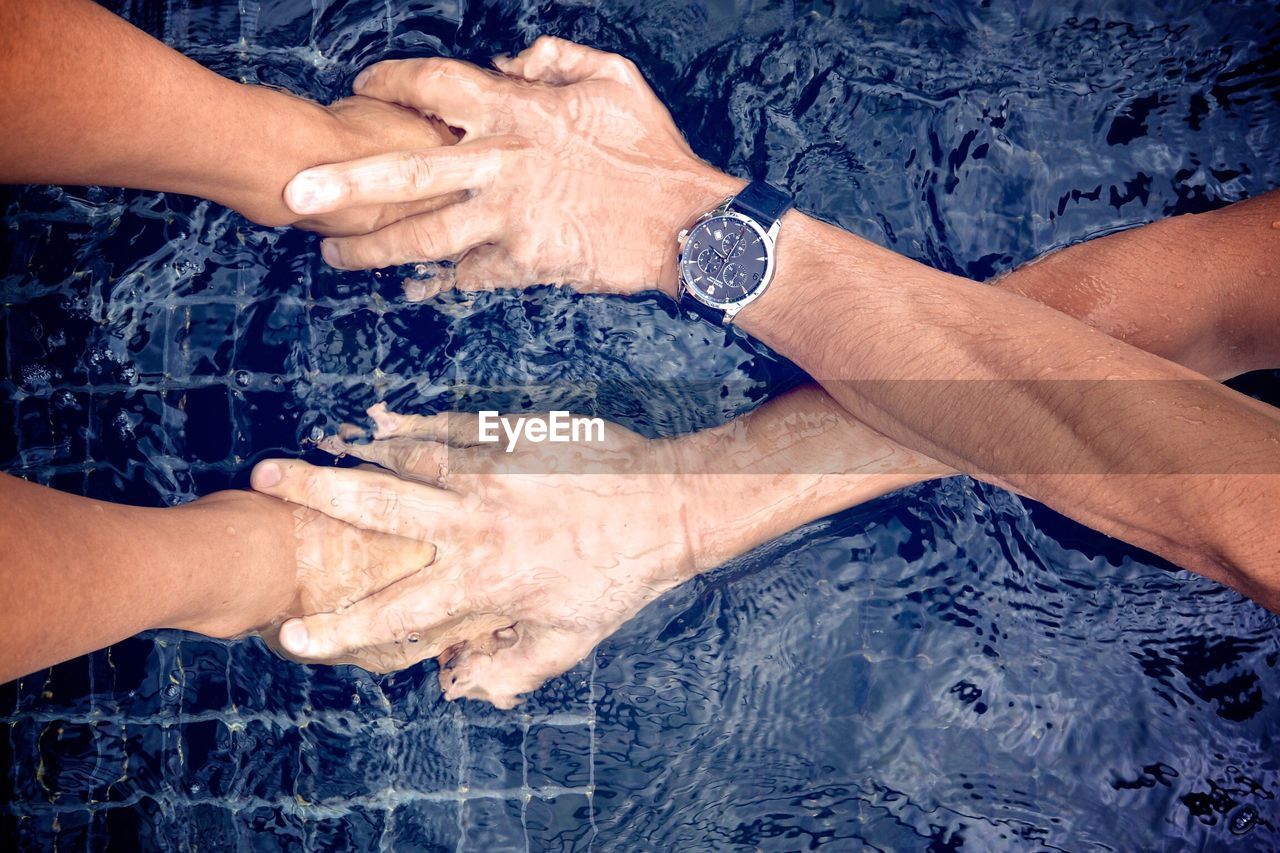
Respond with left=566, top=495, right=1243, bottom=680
left=679, top=216, right=769, bottom=305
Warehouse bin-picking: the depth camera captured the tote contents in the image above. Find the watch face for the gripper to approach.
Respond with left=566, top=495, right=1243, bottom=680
left=679, top=214, right=770, bottom=305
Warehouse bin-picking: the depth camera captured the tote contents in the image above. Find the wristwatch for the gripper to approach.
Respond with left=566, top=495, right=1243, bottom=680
left=676, top=179, right=793, bottom=324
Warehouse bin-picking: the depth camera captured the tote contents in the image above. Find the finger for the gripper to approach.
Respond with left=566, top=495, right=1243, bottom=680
left=251, top=458, right=461, bottom=539
left=285, top=142, right=506, bottom=216
left=276, top=577, right=458, bottom=660
left=495, top=35, right=641, bottom=86
left=452, top=244, right=526, bottom=290
left=264, top=625, right=428, bottom=675
left=368, top=404, right=488, bottom=448
left=343, top=523, right=439, bottom=597
left=279, top=586, right=514, bottom=662
left=294, top=190, right=467, bottom=237
left=319, top=435, right=451, bottom=485
left=440, top=625, right=591, bottom=709
left=320, top=198, right=500, bottom=270
left=353, top=57, right=513, bottom=133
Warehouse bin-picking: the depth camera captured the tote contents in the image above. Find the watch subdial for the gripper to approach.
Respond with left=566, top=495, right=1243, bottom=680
left=697, top=248, right=724, bottom=277
left=720, top=262, right=746, bottom=291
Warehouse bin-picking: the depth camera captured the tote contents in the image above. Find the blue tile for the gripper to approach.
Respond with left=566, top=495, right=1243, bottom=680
left=233, top=296, right=309, bottom=377
left=170, top=302, right=240, bottom=378
left=297, top=717, right=394, bottom=804
left=228, top=639, right=312, bottom=717
left=306, top=307, right=387, bottom=376
left=460, top=797, right=526, bottom=850
left=307, top=805, right=388, bottom=850
left=237, top=805, right=307, bottom=852
left=525, top=794, right=596, bottom=853
left=395, top=717, right=462, bottom=793
left=179, top=719, right=242, bottom=799
left=525, top=724, right=591, bottom=791
left=386, top=800, right=461, bottom=853
left=170, top=385, right=235, bottom=465
left=120, top=302, right=174, bottom=382
left=464, top=724, right=525, bottom=792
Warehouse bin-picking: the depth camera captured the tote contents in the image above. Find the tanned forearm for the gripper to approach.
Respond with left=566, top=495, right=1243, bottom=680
left=1001, top=191, right=1280, bottom=379
left=0, top=473, right=302, bottom=683
left=0, top=0, right=450, bottom=229
left=714, top=188, right=1280, bottom=609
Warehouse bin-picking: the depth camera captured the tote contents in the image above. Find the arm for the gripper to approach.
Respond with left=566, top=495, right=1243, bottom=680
left=0, top=473, right=435, bottom=683
left=730, top=193, right=1280, bottom=607
left=0, top=0, right=455, bottom=234
left=284, top=38, right=1280, bottom=611
left=245, top=391, right=948, bottom=708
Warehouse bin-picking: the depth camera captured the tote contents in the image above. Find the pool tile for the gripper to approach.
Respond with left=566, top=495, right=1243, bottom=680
left=169, top=385, right=235, bottom=465
left=525, top=724, right=592, bottom=791
left=386, top=800, right=462, bottom=853
left=232, top=296, right=309, bottom=377
left=525, top=794, right=596, bottom=852
left=394, top=716, right=462, bottom=793
left=228, top=638, right=312, bottom=716
left=297, top=717, right=395, bottom=804
left=464, top=724, right=525, bottom=792
left=170, top=301, right=240, bottom=378
left=307, top=805, right=388, bottom=850
left=460, top=796, right=526, bottom=851
left=236, top=804, right=307, bottom=851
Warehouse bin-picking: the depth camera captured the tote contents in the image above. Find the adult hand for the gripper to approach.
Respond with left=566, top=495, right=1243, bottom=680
left=284, top=36, right=740, bottom=293
left=249, top=404, right=706, bottom=708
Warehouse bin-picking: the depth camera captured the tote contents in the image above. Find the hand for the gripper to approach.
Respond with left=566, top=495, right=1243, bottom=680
left=248, top=404, right=707, bottom=708
left=283, top=36, right=742, bottom=294
left=228, top=92, right=462, bottom=236
left=172, top=489, right=437, bottom=640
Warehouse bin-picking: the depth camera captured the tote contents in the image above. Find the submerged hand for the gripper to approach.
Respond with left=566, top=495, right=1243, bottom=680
left=249, top=404, right=706, bottom=708
left=176, top=490, right=436, bottom=641
left=284, top=37, right=738, bottom=293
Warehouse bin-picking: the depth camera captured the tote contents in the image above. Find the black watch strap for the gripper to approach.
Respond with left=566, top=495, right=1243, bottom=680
left=730, top=179, right=793, bottom=229
left=679, top=291, right=728, bottom=325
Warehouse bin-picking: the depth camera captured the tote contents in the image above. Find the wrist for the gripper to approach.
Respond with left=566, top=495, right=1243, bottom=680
left=652, top=429, right=765, bottom=578
left=163, top=490, right=297, bottom=638
left=653, top=165, right=746, bottom=298
left=205, top=84, right=344, bottom=228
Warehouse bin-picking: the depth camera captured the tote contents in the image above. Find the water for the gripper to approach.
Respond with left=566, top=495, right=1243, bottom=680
left=3, top=0, right=1280, bottom=849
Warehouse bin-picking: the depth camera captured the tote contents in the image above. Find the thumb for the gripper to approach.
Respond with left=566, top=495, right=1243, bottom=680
left=495, top=35, right=642, bottom=86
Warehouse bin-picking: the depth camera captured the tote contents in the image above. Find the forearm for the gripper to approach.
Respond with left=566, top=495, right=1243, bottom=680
left=674, top=384, right=949, bottom=572
left=0, top=474, right=298, bottom=682
left=0, top=0, right=449, bottom=228
left=1000, top=190, right=1280, bottom=379
left=726, top=206, right=1280, bottom=604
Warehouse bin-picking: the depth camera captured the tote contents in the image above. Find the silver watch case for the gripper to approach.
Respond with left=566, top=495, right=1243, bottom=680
left=676, top=198, right=781, bottom=323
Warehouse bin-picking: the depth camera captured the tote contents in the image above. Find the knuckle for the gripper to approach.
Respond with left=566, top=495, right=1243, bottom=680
left=399, top=151, right=435, bottom=192
left=300, top=471, right=328, bottom=505
left=408, top=217, right=443, bottom=258
left=509, top=240, right=538, bottom=266
left=532, top=35, right=560, bottom=53
left=412, top=57, right=448, bottom=86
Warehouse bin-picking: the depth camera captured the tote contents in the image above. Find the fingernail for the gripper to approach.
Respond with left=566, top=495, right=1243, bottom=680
left=320, top=240, right=345, bottom=268
left=352, top=66, right=375, bottom=92
left=287, top=172, right=342, bottom=213
left=491, top=54, right=511, bottom=70
left=253, top=462, right=282, bottom=488
left=280, top=620, right=310, bottom=656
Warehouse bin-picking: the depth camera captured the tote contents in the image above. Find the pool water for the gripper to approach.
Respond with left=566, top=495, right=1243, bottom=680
left=3, top=0, right=1280, bottom=849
